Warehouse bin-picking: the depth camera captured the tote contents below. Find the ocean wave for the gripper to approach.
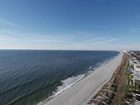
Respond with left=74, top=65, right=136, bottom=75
left=52, top=57, right=114, bottom=96
left=36, top=74, right=85, bottom=105
left=37, top=61, right=109, bottom=105
left=36, top=55, right=117, bottom=105
left=53, top=74, right=85, bottom=97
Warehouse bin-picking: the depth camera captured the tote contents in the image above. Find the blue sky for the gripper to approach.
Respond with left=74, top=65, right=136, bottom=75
left=0, top=0, right=140, bottom=50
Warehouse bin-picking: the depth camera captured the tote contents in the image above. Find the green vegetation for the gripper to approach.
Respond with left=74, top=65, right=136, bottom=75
left=122, top=64, right=134, bottom=104
left=112, top=54, right=129, bottom=105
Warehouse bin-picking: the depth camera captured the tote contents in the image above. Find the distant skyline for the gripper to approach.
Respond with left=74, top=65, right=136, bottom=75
left=0, top=0, right=140, bottom=50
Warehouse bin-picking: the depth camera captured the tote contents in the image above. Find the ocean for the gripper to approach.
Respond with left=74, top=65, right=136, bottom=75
left=0, top=50, right=119, bottom=105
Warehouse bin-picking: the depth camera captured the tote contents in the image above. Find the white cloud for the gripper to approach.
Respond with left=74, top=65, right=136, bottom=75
left=0, top=18, right=24, bottom=29
left=0, top=32, right=69, bottom=44
left=0, top=24, right=137, bottom=50
left=0, top=30, right=120, bottom=50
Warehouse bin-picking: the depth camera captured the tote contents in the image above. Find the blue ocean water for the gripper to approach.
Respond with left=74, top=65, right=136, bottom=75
left=0, top=50, right=119, bottom=105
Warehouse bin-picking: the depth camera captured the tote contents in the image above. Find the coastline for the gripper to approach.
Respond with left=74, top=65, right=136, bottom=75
left=53, top=55, right=114, bottom=97
left=37, top=53, right=117, bottom=105
left=37, top=55, right=114, bottom=105
left=41, top=52, right=123, bottom=105
left=88, top=52, right=128, bottom=104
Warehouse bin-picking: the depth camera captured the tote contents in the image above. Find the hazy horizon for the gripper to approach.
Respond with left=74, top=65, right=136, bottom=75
left=0, top=0, right=140, bottom=50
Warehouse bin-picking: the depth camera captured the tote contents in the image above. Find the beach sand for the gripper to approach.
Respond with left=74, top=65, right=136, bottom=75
left=43, top=52, right=123, bottom=105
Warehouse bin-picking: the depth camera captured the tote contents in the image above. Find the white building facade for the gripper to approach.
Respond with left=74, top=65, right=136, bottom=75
left=133, top=64, right=140, bottom=85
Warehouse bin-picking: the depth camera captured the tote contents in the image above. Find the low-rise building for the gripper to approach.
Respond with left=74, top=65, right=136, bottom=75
left=133, top=64, right=140, bottom=85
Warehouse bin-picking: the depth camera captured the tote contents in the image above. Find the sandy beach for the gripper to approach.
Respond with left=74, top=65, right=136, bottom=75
left=43, top=52, right=123, bottom=105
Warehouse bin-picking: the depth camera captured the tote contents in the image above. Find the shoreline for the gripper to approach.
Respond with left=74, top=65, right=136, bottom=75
left=37, top=53, right=118, bottom=105
left=41, top=52, right=123, bottom=105
left=88, top=52, right=128, bottom=104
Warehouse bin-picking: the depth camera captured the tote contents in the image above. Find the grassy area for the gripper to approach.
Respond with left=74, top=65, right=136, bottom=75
left=122, top=66, right=134, bottom=104
left=118, top=59, right=135, bottom=105
left=88, top=53, right=134, bottom=105
left=112, top=53, right=129, bottom=105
